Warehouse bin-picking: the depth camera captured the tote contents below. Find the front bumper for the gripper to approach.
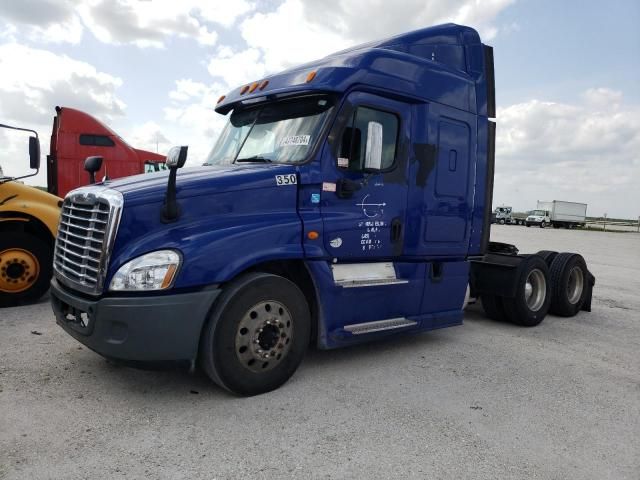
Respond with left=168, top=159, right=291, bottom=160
left=50, top=278, right=220, bottom=363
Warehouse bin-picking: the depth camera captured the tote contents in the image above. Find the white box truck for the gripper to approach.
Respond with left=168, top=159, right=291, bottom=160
left=526, top=200, right=587, bottom=228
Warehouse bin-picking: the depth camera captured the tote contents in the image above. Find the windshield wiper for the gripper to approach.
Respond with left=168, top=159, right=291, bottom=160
left=235, top=156, right=272, bottom=163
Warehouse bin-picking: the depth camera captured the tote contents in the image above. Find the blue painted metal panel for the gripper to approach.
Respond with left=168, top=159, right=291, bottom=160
left=319, top=91, right=411, bottom=259
left=106, top=164, right=303, bottom=288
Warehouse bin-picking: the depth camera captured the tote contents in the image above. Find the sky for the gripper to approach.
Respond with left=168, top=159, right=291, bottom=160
left=0, top=0, right=638, bottom=218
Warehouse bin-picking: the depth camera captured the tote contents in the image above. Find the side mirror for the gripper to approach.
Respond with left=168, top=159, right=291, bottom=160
left=364, top=121, right=383, bottom=171
left=166, top=146, right=188, bottom=169
left=161, top=146, right=188, bottom=223
left=84, top=156, right=103, bottom=185
left=29, top=136, right=40, bottom=170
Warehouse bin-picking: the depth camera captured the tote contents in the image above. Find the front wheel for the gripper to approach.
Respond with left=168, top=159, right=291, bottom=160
left=0, top=232, right=53, bottom=308
left=540, top=221, right=547, bottom=228
left=200, top=273, right=310, bottom=396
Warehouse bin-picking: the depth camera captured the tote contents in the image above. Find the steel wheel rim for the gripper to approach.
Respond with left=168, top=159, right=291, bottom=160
left=235, top=300, right=293, bottom=373
left=567, top=266, right=584, bottom=304
left=0, top=248, right=40, bottom=293
left=524, top=268, right=546, bottom=311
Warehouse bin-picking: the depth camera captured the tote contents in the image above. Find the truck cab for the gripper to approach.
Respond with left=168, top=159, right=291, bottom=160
left=526, top=209, right=551, bottom=228
left=494, top=206, right=513, bottom=224
left=47, top=107, right=166, bottom=198
left=50, top=24, right=593, bottom=396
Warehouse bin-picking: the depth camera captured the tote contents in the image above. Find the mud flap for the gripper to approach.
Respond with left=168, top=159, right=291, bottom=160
left=581, top=270, right=596, bottom=312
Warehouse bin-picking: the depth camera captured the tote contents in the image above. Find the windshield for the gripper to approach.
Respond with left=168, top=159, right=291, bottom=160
left=531, top=210, right=546, bottom=216
left=204, top=95, right=335, bottom=166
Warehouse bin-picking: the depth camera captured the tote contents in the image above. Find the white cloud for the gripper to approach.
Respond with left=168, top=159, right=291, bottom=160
left=163, top=79, right=229, bottom=165
left=299, top=0, right=514, bottom=43
left=124, top=121, right=172, bottom=154
left=207, top=47, right=267, bottom=88
left=0, top=0, right=255, bottom=48
left=0, top=43, right=124, bottom=124
left=206, top=0, right=514, bottom=92
left=0, top=0, right=82, bottom=44
left=495, top=88, right=640, bottom=217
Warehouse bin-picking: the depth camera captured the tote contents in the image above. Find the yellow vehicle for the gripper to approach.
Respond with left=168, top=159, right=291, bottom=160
left=0, top=123, right=61, bottom=307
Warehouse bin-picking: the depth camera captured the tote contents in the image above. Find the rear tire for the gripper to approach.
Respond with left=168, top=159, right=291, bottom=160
left=549, top=253, right=588, bottom=317
left=200, top=273, right=310, bottom=396
left=0, top=233, right=52, bottom=308
left=502, top=255, right=551, bottom=327
left=536, top=250, right=558, bottom=267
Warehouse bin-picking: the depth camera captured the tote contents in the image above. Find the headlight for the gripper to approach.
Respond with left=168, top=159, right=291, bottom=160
left=109, top=250, right=181, bottom=291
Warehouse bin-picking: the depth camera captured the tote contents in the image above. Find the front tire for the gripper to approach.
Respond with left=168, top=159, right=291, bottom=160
left=540, top=221, right=547, bottom=228
left=0, top=233, right=52, bottom=308
left=200, top=273, right=310, bottom=396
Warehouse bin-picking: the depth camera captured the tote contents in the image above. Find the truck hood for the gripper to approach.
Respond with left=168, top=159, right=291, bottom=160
left=100, top=164, right=297, bottom=206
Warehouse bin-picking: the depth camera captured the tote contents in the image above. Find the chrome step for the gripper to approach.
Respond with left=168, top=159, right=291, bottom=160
left=344, top=317, right=417, bottom=335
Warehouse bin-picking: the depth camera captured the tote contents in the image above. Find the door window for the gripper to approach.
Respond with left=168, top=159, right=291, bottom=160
left=338, top=107, right=399, bottom=171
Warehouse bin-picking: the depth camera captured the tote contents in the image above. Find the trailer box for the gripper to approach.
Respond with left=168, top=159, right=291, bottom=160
left=537, top=200, right=587, bottom=228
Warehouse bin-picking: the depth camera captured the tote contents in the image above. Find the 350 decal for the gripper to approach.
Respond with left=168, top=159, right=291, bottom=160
left=275, top=174, right=297, bottom=186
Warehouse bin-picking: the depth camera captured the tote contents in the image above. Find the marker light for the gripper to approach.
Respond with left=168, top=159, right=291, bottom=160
left=217, top=95, right=226, bottom=104
left=306, top=71, right=317, bottom=83
left=240, top=85, right=250, bottom=95
left=249, top=82, right=259, bottom=93
left=307, top=231, right=319, bottom=240
left=259, top=80, right=269, bottom=90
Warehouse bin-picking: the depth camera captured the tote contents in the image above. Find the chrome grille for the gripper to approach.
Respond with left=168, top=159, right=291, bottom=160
left=54, top=187, right=123, bottom=295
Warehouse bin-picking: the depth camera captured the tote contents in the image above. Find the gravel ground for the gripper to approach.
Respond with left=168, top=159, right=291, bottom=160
left=1, top=226, right=638, bottom=479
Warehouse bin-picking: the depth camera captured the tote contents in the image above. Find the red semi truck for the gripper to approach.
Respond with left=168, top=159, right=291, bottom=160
left=46, top=106, right=166, bottom=197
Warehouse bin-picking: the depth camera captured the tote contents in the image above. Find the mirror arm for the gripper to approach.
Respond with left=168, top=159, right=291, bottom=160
left=0, top=169, right=39, bottom=185
left=161, top=168, right=180, bottom=223
left=0, top=123, right=38, bottom=138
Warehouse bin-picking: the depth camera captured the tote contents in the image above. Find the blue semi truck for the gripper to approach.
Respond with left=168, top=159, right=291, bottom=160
left=50, top=24, right=594, bottom=396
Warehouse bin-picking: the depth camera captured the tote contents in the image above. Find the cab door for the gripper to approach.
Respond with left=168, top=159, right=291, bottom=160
left=320, top=92, right=410, bottom=259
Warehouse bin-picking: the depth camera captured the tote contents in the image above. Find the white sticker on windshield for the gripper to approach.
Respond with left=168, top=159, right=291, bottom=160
left=280, top=135, right=310, bottom=146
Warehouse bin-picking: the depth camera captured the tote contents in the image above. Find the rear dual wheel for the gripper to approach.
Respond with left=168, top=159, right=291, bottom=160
left=482, top=255, right=551, bottom=327
left=200, top=273, right=310, bottom=396
left=502, top=255, right=551, bottom=327
left=549, top=253, right=588, bottom=316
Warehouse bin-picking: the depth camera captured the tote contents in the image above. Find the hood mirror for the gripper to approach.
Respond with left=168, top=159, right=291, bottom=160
left=84, top=156, right=103, bottom=185
left=166, top=146, right=188, bottom=169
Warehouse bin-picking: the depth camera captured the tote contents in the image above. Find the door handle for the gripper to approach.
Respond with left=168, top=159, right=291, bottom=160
left=391, top=217, right=402, bottom=243
left=336, top=178, right=361, bottom=199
